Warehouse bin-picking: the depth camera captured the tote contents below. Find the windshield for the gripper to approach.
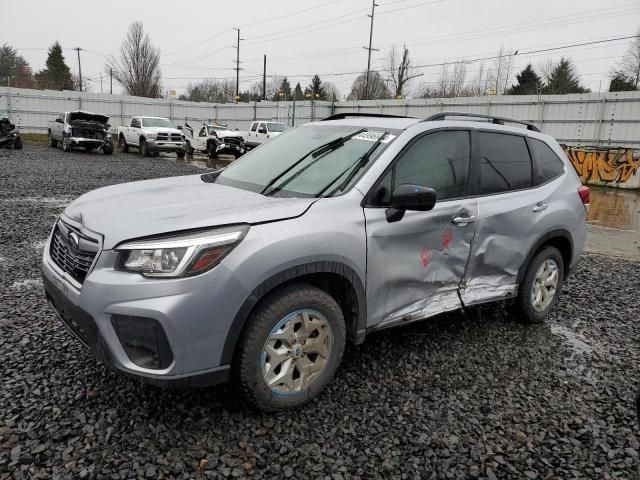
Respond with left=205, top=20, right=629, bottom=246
left=211, top=126, right=232, bottom=133
left=215, top=125, right=396, bottom=198
left=141, top=117, right=171, bottom=128
left=266, top=123, right=288, bottom=132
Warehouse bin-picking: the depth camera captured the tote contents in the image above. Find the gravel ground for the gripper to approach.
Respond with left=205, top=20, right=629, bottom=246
left=1, top=144, right=639, bottom=479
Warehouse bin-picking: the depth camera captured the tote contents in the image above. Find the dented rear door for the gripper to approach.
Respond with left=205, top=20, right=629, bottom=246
left=364, top=129, right=477, bottom=328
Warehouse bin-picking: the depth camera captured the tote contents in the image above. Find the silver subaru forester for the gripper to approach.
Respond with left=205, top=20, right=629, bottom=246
left=42, top=112, right=588, bottom=411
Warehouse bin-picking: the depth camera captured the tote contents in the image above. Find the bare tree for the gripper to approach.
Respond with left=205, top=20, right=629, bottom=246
left=106, top=22, right=162, bottom=98
left=465, top=62, right=490, bottom=96
left=186, top=79, right=235, bottom=103
left=489, top=45, right=516, bottom=94
left=323, top=81, right=341, bottom=101
left=419, top=59, right=467, bottom=98
left=348, top=71, right=391, bottom=100
left=538, top=58, right=556, bottom=85
left=616, top=28, right=640, bottom=88
left=386, top=45, right=422, bottom=98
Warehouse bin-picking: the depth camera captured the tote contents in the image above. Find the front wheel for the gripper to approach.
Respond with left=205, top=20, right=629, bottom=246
left=13, top=136, right=23, bottom=150
left=176, top=150, right=185, bottom=159
left=509, top=246, right=564, bottom=324
left=103, top=142, right=113, bottom=155
left=207, top=143, right=218, bottom=159
left=234, top=284, right=346, bottom=412
left=185, top=140, right=194, bottom=155
left=140, top=140, right=150, bottom=157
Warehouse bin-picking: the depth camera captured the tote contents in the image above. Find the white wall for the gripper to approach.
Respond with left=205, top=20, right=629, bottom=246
left=1, top=87, right=638, bottom=148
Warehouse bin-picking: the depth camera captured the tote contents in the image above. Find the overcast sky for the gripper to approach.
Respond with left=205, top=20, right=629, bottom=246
left=2, top=0, right=639, bottom=97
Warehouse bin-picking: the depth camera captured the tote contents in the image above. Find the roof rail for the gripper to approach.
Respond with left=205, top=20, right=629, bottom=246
left=321, top=112, right=414, bottom=121
left=422, top=111, right=540, bottom=132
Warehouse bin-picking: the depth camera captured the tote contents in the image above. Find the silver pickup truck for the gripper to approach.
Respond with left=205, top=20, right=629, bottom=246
left=48, top=111, right=113, bottom=154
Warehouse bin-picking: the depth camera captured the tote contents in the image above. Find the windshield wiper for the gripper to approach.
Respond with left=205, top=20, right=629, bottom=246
left=316, top=131, right=389, bottom=198
left=260, top=128, right=366, bottom=196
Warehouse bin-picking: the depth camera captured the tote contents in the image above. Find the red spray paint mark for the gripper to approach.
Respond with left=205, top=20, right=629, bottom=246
left=419, top=247, right=430, bottom=268
left=441, top=228, right=454, bottom=248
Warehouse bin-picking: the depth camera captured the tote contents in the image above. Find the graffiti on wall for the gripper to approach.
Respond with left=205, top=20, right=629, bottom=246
left=564, top=147, right=640, bottom=185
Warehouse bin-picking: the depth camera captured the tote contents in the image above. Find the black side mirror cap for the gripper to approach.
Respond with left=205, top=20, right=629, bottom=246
left=386, top=184, right=437, bottom=222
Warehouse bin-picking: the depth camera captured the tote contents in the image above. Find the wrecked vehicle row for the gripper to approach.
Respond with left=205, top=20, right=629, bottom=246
left=0, top=109, right=22, bottom=150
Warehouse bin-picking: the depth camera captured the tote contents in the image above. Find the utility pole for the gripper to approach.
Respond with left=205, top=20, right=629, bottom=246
left=363, top=0, right=378, bottom=100
left=233, top=28, right=243, bottom=101
left=263, top=54, right=267, bottom=101
left=110, top=68, right=113, bottom=94
left=74, top=47, right=83, bottom=92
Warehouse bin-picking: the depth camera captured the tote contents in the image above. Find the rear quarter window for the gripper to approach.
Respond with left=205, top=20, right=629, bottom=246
left=529, top=138, right=565, bottom=185
left=476, top=132, right=532, bottom=195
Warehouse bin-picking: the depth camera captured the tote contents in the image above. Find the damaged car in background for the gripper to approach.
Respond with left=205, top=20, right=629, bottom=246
left=41, top=112, right=587, bottom=412
left=183, top=121, right=246, bottom=159
left=0, top=108, right=22, bottom=149
left=48, top=111, right=113, bottom=154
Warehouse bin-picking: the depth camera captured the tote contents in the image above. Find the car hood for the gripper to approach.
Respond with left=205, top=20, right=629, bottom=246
left=68, top=111, right=109, bottom=124
left=145, top=126, right=182, bottom=135
left=216, top=130, right=244, bottom=139
left=63, top=174, right=315, bottom=249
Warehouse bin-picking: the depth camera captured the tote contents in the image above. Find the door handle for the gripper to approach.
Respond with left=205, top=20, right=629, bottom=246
left=533, top=203, right=548, bottom=212
left=452, top=215, right=477, bottom=225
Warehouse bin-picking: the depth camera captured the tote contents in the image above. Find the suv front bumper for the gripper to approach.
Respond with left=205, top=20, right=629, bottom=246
left=40, top=230, right=250, bottom=387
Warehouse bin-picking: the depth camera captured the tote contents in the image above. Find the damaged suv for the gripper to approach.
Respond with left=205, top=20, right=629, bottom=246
left=48, top=111, right=113, bottom=154
left=41, top=112, right=587, bottom=411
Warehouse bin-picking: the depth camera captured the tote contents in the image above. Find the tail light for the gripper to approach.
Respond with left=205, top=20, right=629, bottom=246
left=578, top=186, right=590, bottom=208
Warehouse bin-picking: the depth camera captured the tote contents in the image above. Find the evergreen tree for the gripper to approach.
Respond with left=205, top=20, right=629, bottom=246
left=609, top=72, right=637, bottom=92
left=34, top=42, right=74, bottom=90
left=545, top=57, right=588, bottom=94
left=507, top=64, right=542, bottom=95
left=0, top=43, right=35, bottom=88
left=293, top=82, right=304, bottom=100
left=271, top=76, right=292, bottom=101
left=305, top=74, right=327, bottom=100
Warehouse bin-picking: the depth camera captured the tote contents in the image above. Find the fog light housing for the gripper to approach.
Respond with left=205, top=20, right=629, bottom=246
left=111, top=315, right=173, bottom=370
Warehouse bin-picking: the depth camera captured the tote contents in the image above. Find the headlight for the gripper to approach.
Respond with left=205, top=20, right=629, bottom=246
left=115, top=225, right=248, bottom=278
left=144, top=131, right=156, bottom=139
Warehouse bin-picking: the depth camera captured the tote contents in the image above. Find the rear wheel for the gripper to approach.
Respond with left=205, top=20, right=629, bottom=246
left=48, top=131, right=57, bottom=148
left=62, top=135, right=72, bottom=152
left=510, top=246, right=564, bottom=323
left=119, top=136, right=128, bottom=153
left=234, top=284, right=346, bottom=412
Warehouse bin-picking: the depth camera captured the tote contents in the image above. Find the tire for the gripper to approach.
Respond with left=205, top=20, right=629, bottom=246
left=176, top=150, right=185, bottom=159
left=119, top=135, right=128, bottom=153
left=185, top=140, right=194, bottom=155
left=140, top=140, right=150, bottom=157
left=13, top=136, right=23, bottom=150
left=509, top=246, right=564, bottom=324
left=62, top=135, right=72, bottom=152
left=103, top=142, right=113, bottom=155
left=48, top=131, right=57, bottom=148
left=234, top=283, right=346, bottom=412
left=207, top=142, right=218, bottom=159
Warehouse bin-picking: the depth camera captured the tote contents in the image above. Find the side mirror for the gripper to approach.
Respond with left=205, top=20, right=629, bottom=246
left=105, top=123, right=111, bottom=129
left=176, top=125, right=183, bottom=130
left=55, top=118, right=63, bottom=124
left=387, top=184, right=437, bottom=222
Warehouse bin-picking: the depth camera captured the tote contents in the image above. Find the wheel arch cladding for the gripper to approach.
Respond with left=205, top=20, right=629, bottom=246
left=519, top=229, right=573, bottom=283
left=221, top=261, right=367, bottom=365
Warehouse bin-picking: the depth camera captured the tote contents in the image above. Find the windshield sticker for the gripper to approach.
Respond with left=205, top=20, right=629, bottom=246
left=353, top=132, right=396, bottom=143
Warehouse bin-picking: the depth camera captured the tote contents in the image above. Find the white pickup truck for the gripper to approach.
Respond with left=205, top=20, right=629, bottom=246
left=48, top=111, right=113, bottom=154
left=183, top=122, right=246, bottom=159
left=117, top=116, right=185, bottom=158
left=243, top=121, right=288, bottom=148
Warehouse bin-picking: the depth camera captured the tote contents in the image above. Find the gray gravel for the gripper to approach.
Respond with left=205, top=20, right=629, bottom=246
left=1, top=144, right=639, bottom=479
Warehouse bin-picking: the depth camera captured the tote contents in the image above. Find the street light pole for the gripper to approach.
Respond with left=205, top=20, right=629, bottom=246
left=74, top=47, right=83, bottom=92
left=363, top=0, right=379, bottom=100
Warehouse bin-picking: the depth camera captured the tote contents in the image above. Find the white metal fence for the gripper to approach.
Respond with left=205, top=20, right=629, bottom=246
left=1, top=87, right=638, bottom=147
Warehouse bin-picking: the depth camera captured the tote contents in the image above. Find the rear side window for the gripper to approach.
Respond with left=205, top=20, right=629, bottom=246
left=250, top=123, right=257, bottom=132
left=476, top=132, right=532, bottom=194
left=529, top=138, right=565, bottom=185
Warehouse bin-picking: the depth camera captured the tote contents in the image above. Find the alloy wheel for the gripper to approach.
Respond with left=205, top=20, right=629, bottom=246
left=261, top=309, right=333, bottom=395
left=531, top=259, right=559, bottom=312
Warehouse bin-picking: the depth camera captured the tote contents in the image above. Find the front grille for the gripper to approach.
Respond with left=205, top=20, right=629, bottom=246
left=49, top=222, right=99, bottom=284
left=170, top=133, right=182, bottom=142
left=223, top=137, right=242, bottom=146
left=71, top=127, right=105, bottom=140
left=156, top=132, right=169, bottom=141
